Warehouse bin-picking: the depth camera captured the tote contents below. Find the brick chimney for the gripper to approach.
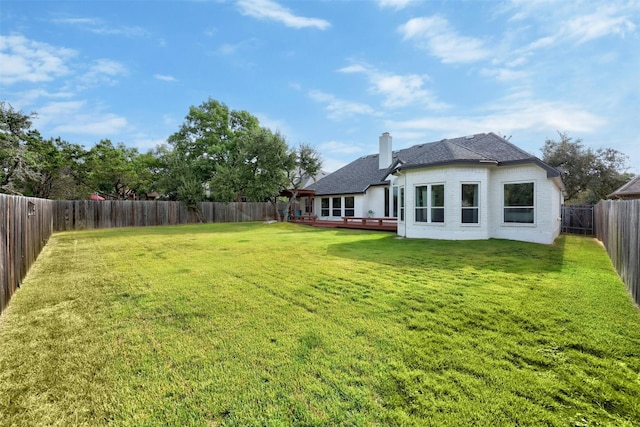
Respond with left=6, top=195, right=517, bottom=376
left=379, top=132, right=392, bottom=169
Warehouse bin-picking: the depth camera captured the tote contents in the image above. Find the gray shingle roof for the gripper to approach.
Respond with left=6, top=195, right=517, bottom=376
left=306, top=132, right=559, bottom=196
left=607, top=175, right=640, bottom=198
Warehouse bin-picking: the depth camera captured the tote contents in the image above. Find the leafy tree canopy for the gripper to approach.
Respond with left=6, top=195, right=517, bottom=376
left=167, top=98, right=260, bottom=185
left=542, top=132, right=632, bottom=204
left=0, top=102, right=37, bottom=194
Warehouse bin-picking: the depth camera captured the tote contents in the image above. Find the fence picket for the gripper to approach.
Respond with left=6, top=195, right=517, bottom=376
left=0, top=195, right=54, bottom=316
left=595, top=200, right=640, bottom=306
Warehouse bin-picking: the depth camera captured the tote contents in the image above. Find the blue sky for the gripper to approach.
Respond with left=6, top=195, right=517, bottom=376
left=1, top=0, right=639, bottom=173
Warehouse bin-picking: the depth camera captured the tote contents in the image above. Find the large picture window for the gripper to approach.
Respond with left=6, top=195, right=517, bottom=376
left=415, top=184, right=444, bottom=223
left=332, top=197, right=342, bottom=217
left=321, top=198, right=329, bottom=217
left=344, top=196, right=355, bottom=217
left=461, top=184, right=479, bottom=224
left=504, top=182, right=534, bottom=223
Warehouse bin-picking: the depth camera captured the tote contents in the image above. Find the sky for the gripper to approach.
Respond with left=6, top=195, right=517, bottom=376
left=1, top=0, right=639, bottom=173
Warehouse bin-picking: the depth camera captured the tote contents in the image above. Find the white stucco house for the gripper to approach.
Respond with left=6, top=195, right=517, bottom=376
left=305, top=132, right=565, bottom=244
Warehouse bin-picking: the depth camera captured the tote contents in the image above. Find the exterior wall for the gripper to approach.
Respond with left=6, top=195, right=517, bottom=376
left=364, top=186, right=388, bottom=217
left=399, top=164, right=563, bottom=244
left=313, top=194, right=364, bottom=219
left=400, top=166, right=491, bottom=240
left=487, top=164, right=562, bottom=244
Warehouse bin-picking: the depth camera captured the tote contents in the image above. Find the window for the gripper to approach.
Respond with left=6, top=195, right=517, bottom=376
left=332, top=197, right=342, bottom=217
left=345, top=196, right=355, bottom=217
left=384, top=188, right=390, bottom=217
left=431, top=185, right=444, bottom=223
left=504, top=182, right=534, bottom=223
left=415, top=184, right=444, bottom=223
left=399, top=187, right=405, bottom=221
left=393, top=186, right=399, bottom=218
left=415, top=186, right=428, bottom=222
left=321, top=198, right=329, bottom=217
left=461, top=184, right=479, bottom=224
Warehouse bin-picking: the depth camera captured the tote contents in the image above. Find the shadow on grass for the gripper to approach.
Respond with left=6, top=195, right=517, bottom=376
left=326, top=231, right=566, bottom=274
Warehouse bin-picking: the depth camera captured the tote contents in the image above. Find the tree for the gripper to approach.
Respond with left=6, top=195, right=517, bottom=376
left=84, top=139, right=145, bottom=199
left=278, top=143, right=322, bottom=221
left=167, top=98, right=260, bottom=187
left=209, top=128, right=290, bottom=203
left=21, top=132, right=87, bottom=199
left=0, top=102, right=37, bottom=194
left=542, top=132, right=632, bottom=204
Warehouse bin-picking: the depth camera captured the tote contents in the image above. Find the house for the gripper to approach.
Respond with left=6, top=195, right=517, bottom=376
left=607, top=175, right=640, bottom=200
left=305, top=132, right=565, bottom=244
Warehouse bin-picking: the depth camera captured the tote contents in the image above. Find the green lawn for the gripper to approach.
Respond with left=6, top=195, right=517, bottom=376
left=0, top=223, right=639, bottom=426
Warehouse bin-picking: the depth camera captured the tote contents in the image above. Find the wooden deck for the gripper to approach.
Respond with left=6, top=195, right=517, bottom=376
left=291, top=215, right=397, bottom=232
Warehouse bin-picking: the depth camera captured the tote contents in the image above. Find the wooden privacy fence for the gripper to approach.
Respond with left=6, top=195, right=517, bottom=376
left=53, top=200, right=275, bottom=231
left=0, top=195, right=54, bottom=316
left=595, top=199, right=640, bottom=306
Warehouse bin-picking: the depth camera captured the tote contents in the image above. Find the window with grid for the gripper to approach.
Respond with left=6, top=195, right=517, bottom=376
left=415, top=184, right=444, bottom=223
left=344, top=196, right=355, bottom=217
left=332, top=197, right=342, bottom=217
left=321, top=198, right=329, bottom=216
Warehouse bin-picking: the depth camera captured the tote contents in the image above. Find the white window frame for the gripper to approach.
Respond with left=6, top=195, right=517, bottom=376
left=461, top=182, right=480, bottom=225
left=414, top=183, right=445, bottom=224
left=503, top=181, right=535, bottom=225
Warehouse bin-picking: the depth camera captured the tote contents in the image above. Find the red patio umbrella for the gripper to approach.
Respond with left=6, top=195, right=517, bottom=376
left=90, top=193, right=105, bottom=201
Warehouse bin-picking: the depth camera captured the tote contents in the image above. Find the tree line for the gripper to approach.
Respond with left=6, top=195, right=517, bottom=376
left=0, top=99, right=321, bottom=218
left=1, top=99, right=633, bottom=209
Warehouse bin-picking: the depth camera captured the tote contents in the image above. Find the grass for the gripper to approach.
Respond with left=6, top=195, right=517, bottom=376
left=0, top=222, right=639, bottom=426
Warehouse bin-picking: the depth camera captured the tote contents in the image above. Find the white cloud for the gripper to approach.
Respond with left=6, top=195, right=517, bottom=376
left=77, top=59, right=127, bottom=89
left=319, top=156, right=348, bottom=173
left=338, top=63, right=448, bottom=110
left=53, top=115, right=128, bottom=135
left=308, top=90, right=378, bottom=120
left=254, top=112, right=293, bottom=136
left=236, top=0, right=330, bottom=30
left=131, top=136, right=167, bottom=152
left=318, top=140, right=364, bottom=155
left=386, top=96, right=607, bottom=136
left=154, top=74, right=177, bottom=82
left=338, top=64, right=368, bottom=74
left=52, top=16, right=149, bottom=38
left=480, top=67, right=530, bottom=82
left=398, top=15, right=491, bottom=63
left=217, top=38, right=259, bottom=55
left=0, top=35, right=75, bottom=85
left=376, top=0, right=415, bottom=10
left=563, top=7, right=636, bottom=44
left=34, top=100, right=129, bottom=136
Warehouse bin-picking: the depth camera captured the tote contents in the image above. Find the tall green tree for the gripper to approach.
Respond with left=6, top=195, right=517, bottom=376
left=542, top=132, right=632, bottom=204
left=167, top=98, right=260, bottom=187
left=21, top=132, right=87, bottom=199
left=84, top=139, right=146, bottom=199
left=209, top=128, right=290, bottom=202
left=0, top=102, right=37, bottom=194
